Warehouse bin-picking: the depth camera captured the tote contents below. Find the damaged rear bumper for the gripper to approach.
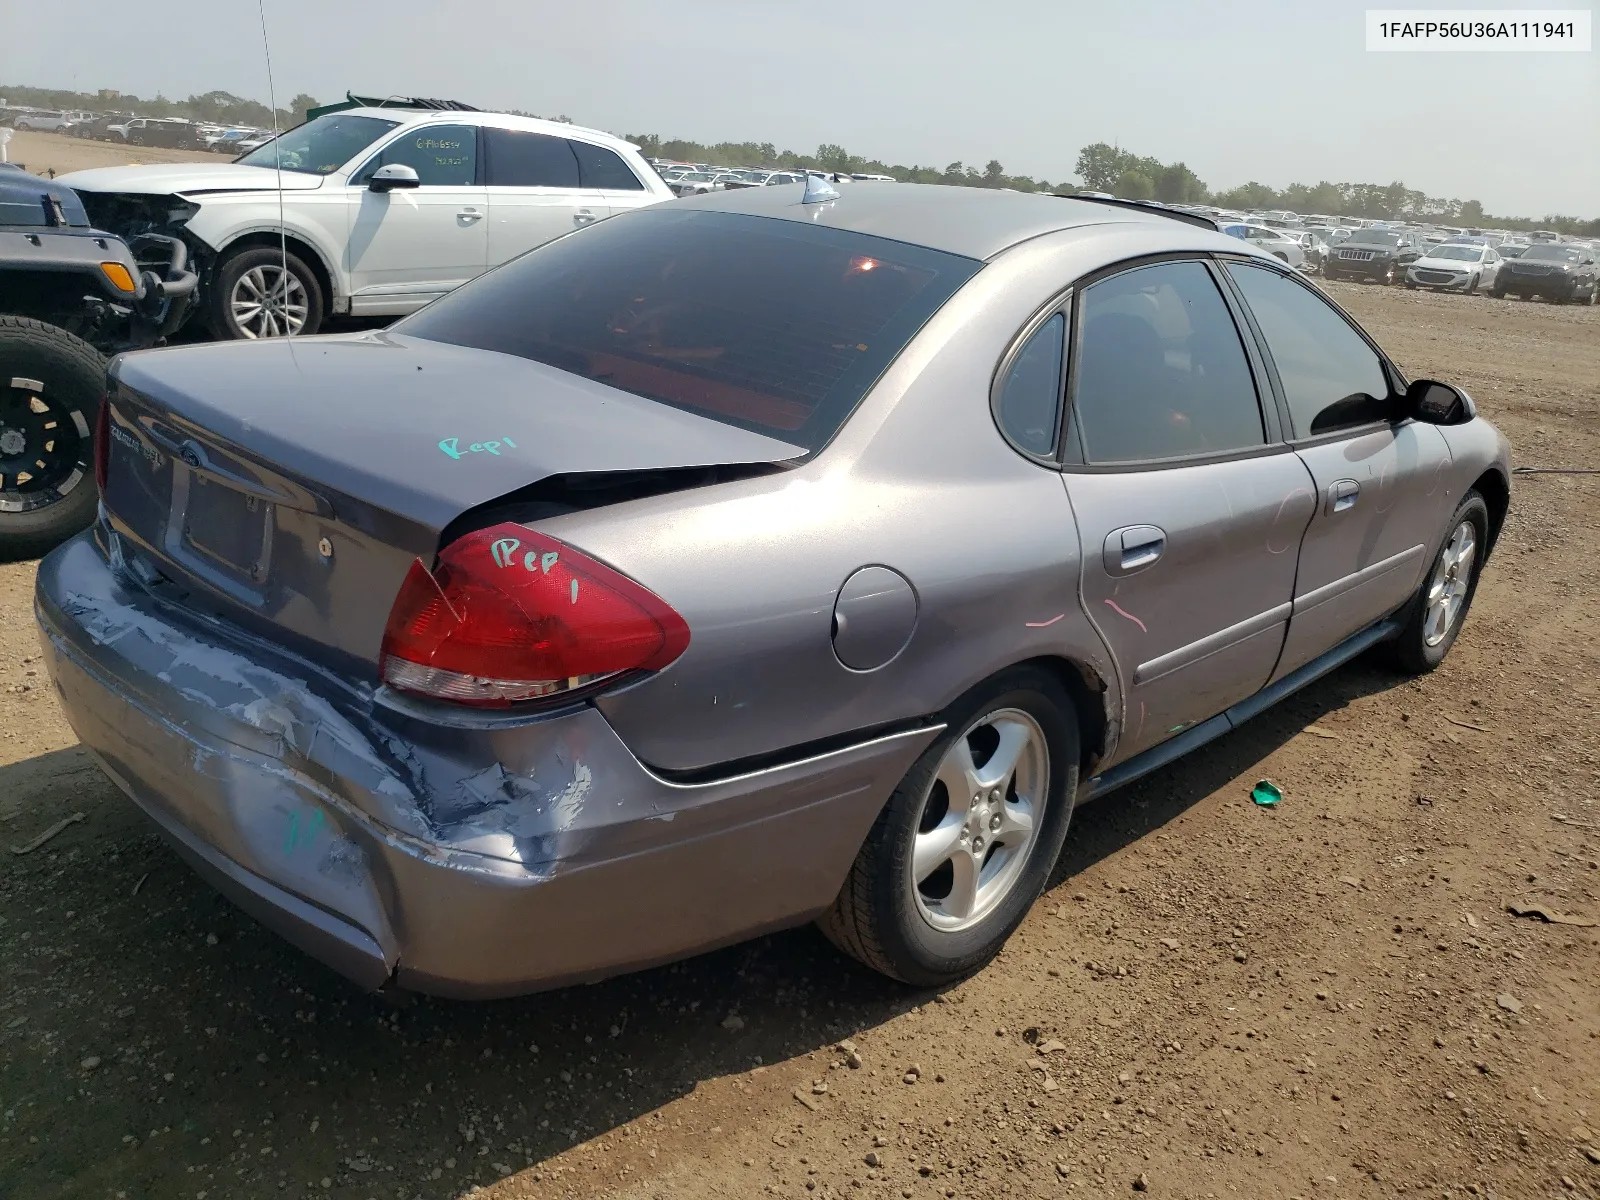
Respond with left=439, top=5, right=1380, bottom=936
left=35, top=531, right=936, bottom=998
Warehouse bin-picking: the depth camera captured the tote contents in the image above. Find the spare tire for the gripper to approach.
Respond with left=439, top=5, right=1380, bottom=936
left=0, top=316, right=105, bottom=561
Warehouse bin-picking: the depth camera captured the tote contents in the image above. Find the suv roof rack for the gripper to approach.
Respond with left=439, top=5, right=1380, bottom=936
left=1062, top=194, right=1221, bottom=232
left=306, top=93, right=479, bottom=121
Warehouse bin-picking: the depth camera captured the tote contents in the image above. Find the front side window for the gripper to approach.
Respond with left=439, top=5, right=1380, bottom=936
left=236, top=113, right=399, bottom=176
left=397, top=208, right=981, bottom=451
left=353, top=124, right=477, bottom=187
left=571, top=141, right=645, bottom=190
left=1225, top=262, right=1392, bottom=437
left=483, top=127, right=579, bottom=188
left=995, top=312, right=1066, bottom=456
left=1072, top=260, right=1265, bottom=464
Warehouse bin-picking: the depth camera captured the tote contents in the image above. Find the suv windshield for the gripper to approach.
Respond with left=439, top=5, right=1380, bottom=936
left=1348, top=231, right=1402, bottom=247
left=1429, top=245, right=1483, bottom=261
left=398, top=208, right=982, bottom=451
left=1522, top=245, right=1582, bottom=262
left=236, top=113, right=400, bottom=175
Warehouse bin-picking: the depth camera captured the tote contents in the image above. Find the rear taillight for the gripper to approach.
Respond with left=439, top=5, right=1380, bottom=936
left=93, top=396, right=110, bottom=493
left=378, top=522, right=690, bottom=708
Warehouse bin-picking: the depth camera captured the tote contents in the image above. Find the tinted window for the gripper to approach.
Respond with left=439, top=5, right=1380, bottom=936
left=1226, top=263, right=1392, bottom=437
left=1349, top=231, right=1401, bottom=247
left=1522, top=244, right=1581, bottom=262
left=237, top=113, right=399, bottom=176
left=996, top=313, right=1066, bottom=456
left=571, top=141, right=644, bottom=190
left=1072, top=260, right=1264, bottom=463
left=483, top=127, right=579, bottom=188
left=354, top=124, right=477, bottom=187
left=398, top=208, right=981, bottom=451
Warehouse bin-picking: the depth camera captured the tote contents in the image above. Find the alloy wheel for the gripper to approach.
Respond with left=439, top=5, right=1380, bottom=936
left=1424, top=520, right=1476, bottom=647
left=229, top=263, right=309, bottom=338
left=909, top=708, right=1048, bottom=933
left=0, top=379, right=91, bottom=515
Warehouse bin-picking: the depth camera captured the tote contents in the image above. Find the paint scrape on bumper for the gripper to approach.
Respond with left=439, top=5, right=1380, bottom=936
left=35, top=532, right=936, bottom=998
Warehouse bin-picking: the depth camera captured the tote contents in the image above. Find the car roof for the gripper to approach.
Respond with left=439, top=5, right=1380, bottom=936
left=339, top=106, right=638, bottom=153
left=669, top=183, right=1226, bottom=260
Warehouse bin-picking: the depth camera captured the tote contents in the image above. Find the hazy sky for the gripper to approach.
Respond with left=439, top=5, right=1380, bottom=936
left=7, top=0, right=1597, bottom=215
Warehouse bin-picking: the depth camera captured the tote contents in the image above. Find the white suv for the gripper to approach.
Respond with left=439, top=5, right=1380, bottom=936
left=60, top=106, right=673, bottom=339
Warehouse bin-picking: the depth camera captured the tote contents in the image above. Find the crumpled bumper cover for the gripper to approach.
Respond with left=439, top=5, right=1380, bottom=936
left=34, top=531, right=936, bottom=998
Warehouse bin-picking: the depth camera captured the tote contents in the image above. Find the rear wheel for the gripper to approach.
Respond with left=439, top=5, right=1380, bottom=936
left=1383, top=492, right=1490, bottom=674
left=207, top=246, right=324, bottom=340
left=0, top=317, right=104, bottom=560
left=819, top=666, right=1079, bottom=986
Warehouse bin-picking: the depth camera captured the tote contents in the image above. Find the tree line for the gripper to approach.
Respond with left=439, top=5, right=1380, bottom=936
left=4, top=81, right=1591, bottom=233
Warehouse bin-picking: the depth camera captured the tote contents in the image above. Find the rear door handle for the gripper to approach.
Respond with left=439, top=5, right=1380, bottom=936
left=457, top=207, right=482, bottom=222
left=573, top=209, right=598, bottom=226
left=1104, top=525, right=1166, bottom=576
left=1328, top=479, right=1360, bottom=514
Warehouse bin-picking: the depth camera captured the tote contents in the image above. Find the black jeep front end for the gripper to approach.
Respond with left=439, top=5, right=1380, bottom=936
left=0, top=169, right=198, bottom=556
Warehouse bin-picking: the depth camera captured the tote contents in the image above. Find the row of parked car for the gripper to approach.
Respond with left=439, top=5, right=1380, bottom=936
left=1163, top=205, right=1600, bottom=304
left=2, top=108, right=275, bottom=154
left=648, top=160, right=893, bottom=198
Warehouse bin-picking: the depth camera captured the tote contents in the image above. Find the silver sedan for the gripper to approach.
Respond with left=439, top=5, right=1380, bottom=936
left=37, top=185, right=1510, bottom=998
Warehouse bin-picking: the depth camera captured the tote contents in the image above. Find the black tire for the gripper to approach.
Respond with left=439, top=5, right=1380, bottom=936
left=0, top=316, right=105, bottom=560
left=1383, top=491, right=1490, bottom=675
left=1382, top=263, right=1398, bottom=285
left=1466, top=275, right=1478, bottom=295
left=819, top=666, right=1080, bottom=986
left=1489, top=287, right=1505, bottom=299
left=207, top=246, right=325, bottom=340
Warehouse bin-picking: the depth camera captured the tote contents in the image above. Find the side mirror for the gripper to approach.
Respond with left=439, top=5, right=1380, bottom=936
left=368, top=163, right=420, bottom=193
left=1406, top=378, right=1475, bottom=425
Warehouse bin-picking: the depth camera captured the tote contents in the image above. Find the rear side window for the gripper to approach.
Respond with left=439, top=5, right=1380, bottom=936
left=353, top=124, right=478, bottom=187
left=571, top=141, right=644, bottom=191
left=995, top=313, right=1066, bottom=456
left=1072, top=260, right=1264, bottom=463
left=397, top=208, right=981, bottom=451
left=483, top=128, right=579, bottom=188
left=1225, top=263, right=1392, bottom=437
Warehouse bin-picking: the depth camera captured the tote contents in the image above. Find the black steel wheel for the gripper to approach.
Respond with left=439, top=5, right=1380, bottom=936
left=0, top=317, right=105, bottom=560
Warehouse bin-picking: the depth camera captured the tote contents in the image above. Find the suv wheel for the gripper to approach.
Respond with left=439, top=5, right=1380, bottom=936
left=208, top=246, right=324, bottom=340
left=819, top=666, right=1079, bottom=986
left=0, top=317, right=105, bottom=559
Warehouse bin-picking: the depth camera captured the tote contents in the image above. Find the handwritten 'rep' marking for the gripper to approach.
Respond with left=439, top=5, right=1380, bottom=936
left=439, top=435, right=518, bottom=460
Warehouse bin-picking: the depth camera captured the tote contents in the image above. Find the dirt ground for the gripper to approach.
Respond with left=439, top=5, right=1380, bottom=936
left=1, top=281, right=1597, bottom=1200
left=3, top=128, right=219, bottom=178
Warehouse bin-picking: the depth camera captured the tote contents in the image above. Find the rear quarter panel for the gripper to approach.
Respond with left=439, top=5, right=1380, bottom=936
left=552, top=224, right=1225, bottom=773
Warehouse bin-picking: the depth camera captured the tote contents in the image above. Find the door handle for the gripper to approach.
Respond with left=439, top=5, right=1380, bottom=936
left=1327, top=479, right=1360, bottom=514
left=573, top=209, right=598, bottom=226
left=457, top=207, right=483, bottom=222
left=1104, top=525, right=1166, bottom=576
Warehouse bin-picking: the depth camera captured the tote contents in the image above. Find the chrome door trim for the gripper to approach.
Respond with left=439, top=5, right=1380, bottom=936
left=1133, top=601, right=1293, bottom=686
left=1292, top=543, right=1425, bottom=614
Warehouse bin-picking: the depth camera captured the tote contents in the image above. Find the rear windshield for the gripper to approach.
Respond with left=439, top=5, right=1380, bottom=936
left=397, top=208, right=981, bottom=451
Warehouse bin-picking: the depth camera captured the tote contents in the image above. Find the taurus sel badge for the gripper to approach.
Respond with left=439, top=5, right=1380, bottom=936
left=490, top=537, right=520, bottom=569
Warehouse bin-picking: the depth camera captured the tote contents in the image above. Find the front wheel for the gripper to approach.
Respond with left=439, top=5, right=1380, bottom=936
left=819, top=666, right=1079, bottom=986
left=1383, top=492, right=1490, bottom=674
left=207, top=246, right=324, bottom=340
left=1466, top=274, right=1478, bottom=295
left=0, top=317, right=106, bottom=561
left=1489, top=287, right=1506, bottom=299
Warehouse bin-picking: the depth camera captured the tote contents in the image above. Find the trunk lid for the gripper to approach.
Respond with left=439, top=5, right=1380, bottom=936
left=102, top=332, right=802, bottom=669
